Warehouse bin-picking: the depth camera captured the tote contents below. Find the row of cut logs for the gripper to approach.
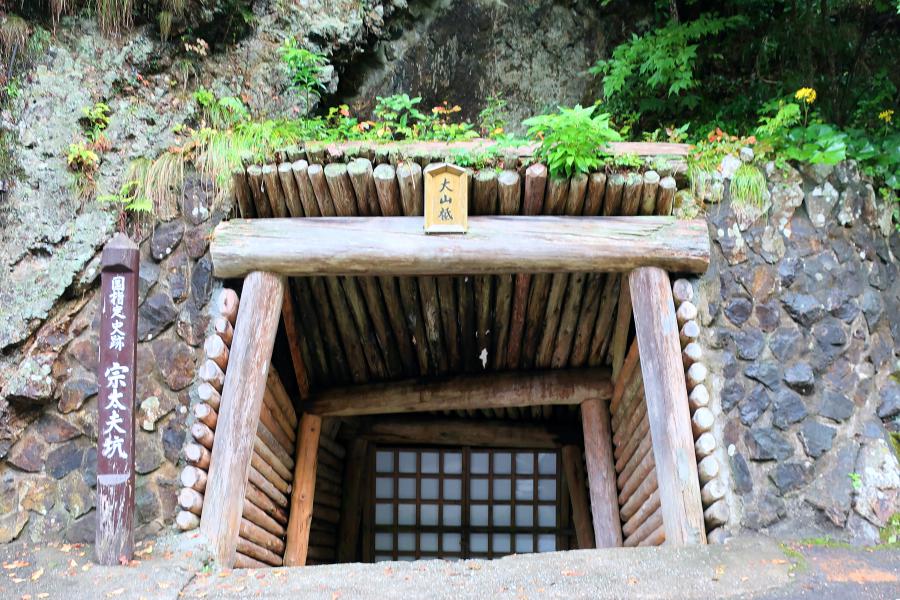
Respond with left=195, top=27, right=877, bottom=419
left=608, top=340, right=664, bottom=547
left=234, top=366, right=300, bottom=568
left=176, top=288, right=239, bottom=533
left=672, top=278, right=728, bottom=543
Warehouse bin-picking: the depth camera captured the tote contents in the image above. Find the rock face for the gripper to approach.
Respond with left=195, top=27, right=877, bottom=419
left=341, top=0, right=616, bottom=128
left=702, top=159, right=900, bottom=545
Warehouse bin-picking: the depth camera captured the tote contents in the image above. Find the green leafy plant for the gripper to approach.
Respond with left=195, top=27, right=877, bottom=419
left=374, top=94, right=429, bottom=139
left=66, top=141, right=101, bottom=198
left=849, top=472, right=862, bottom=491
left=478, top=93, right=508, bottom=138
left=80, top=102, right=111, bottom=142
left=523, top=104, right=622, bottom=177
left=279, top=37, right=328, bottom=115
left=605, top=152, right=643, bottom=170
left=590, top=15, right=745, bottom=125
left=193, top=87, right=249, bottom=129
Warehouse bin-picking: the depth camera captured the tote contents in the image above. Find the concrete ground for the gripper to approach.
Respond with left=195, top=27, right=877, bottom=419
left=0, top=533, right=896, bottom=599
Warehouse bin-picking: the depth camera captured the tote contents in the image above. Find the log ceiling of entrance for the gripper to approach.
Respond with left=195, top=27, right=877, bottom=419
left=209, top=155, right=709, bottom=395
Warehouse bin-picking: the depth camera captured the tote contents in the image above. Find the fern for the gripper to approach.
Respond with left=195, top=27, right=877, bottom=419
left=590, top=15, right=745, bottom=120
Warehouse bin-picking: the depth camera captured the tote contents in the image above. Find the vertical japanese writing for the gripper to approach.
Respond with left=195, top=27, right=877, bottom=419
left=96, top=234, right=139, bottom=565
left=424, top=164, right=468, bottom=233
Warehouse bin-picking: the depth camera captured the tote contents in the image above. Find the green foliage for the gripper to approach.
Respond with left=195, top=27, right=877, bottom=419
left=80, top=102, right=111, bottom=142
left=374, top=94, right=428, bottom=139
left=97, top=177, right=152, bottom=214
left=448, top=146, right=503, bottom=170
left=66, top=142, right=99, bottom=173
left=881, top=513, right=900, bottom=547
left=193, top=87, right=249, bottom=129
left=279, top=37, right=328, bottom=114
left=478, top=93, right=508, bottom=138
left=591, top=15, right=745, bottom=126
left=849, top=472, right=863, bottom=491
left=523, top=104, right=622, bottom=177
left=605, top=152, right=643, bottom=170
left=730, top=163, right=767, bottom=212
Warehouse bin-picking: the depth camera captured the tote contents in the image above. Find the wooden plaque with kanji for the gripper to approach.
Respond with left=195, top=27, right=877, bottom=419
left=424, top=163, right=468, bottom=234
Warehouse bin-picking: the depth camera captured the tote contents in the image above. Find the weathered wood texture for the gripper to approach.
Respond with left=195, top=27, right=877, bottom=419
left=283, top=414, right=322, bottom=566
left=211, top=216, right=710, bottom=278
left=580, top=398, right=623, bottom=547
left=358, top=417, right=580, bottom=448
left=629, top=267, right=706, bottom=545
left=307, top=369, right=611, bottom=416
left=200, top=272, right=285, bottom=566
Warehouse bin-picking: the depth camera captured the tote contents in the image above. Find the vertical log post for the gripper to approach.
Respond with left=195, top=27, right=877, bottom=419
left=96, top=233, right=139, bottom=565
left=580, top=397, right=623, bottom=547
left=561, top=445, right=595, bottom=549
left=200, top=271, right=285, bottom=565
left=629, top=267, right=706, bottom=545
left=336, top=439, right=369, bottom=562
left=283, top=414, right=322, bottom=566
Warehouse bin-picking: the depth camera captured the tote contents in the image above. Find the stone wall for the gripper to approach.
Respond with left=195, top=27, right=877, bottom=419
left=698, top=159, right=900, bottom=543
left=0, top=177, right=222, bottom=544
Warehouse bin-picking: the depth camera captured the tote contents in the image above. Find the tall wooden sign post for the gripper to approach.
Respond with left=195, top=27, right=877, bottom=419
left=96, top=233, right=139, bottom=565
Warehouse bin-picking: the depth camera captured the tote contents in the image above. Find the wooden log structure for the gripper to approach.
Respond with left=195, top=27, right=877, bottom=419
left=629, top=267, right=706, bottom=545
left=200, top=272, right=285, bottom=566
left=210, top=216, right=711, bottom=278
left=307, top=369, right=611, bottom=416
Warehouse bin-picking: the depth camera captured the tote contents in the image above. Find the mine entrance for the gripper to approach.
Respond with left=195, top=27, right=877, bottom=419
left=193, top=144, right=712, bottom=569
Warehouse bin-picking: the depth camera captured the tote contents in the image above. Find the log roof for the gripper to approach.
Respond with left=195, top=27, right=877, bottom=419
left=226, top=144, right=694, bottom=409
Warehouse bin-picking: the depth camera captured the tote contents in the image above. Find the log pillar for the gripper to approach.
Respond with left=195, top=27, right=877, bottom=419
left=283, top=413, right=322, bottom=566
left=200, top=271, right=285, bottom=565
left=629, top=267, right=706, bottom=545
left=580, top=398, right=622, bottom=547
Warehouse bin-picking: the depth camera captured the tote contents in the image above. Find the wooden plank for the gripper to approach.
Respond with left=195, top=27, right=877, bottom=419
left=561, top=445, right=595, bottom=549
left=284, top=414, right=323, bottom=566
left=336, top=439, right=368, bottom=562
left=307, top=369, right=612, bottom=416
left=211, top=217, right=711, bottom=278
left=358, top=417, right=579, bottom=448
left=629, top=267, right=706, bottom=545
left=200, top=271, right=284, bottom=566
left=581, top=397, right=623, bottom=548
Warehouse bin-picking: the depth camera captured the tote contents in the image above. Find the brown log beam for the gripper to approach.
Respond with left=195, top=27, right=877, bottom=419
left=561, top=445, right=595, bottom=549
left=211, top=217, right=710, bottom=278
left=357, top=417, right=578, bottom=449
left=306, top=369, right=612, bottom=417
left=200, top=271, right=285, bottom=566
left=629, top=267, right=706, bottom=545
left=283, top=414, right=322, bottom=566
left=580, top=398, right=623, bottom=547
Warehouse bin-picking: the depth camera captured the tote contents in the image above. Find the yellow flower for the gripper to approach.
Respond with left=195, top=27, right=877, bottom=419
left=794, top=87, right=817, bottom=104
left=492, top=127, right=504, bottom=135
left=878, top=109, right=894, bottom=124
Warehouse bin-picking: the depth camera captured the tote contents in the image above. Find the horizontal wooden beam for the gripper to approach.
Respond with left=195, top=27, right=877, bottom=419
left=306, top=369, right=612, bottom=417
left=211, top=217, right=710, bottom=278
left=357, top=417, right=581, bottom=448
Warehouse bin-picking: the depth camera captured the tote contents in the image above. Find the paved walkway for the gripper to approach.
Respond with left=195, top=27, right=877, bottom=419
left=0, top=533, right=896, bottom=599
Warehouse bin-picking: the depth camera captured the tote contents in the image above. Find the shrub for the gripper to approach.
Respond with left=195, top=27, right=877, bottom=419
left=523, top=104, right=622, bottom=177
left=279, top=38, right=328, bottom=115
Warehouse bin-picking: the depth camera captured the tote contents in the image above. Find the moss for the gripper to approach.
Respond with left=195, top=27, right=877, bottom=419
left=779, top=543, right=808, bottom=575
left=798, top=536, right=852, bottom=549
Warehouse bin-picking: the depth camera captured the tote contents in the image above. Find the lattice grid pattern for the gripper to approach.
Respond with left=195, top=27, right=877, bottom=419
left=373, top=447, right=563, bottom=561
